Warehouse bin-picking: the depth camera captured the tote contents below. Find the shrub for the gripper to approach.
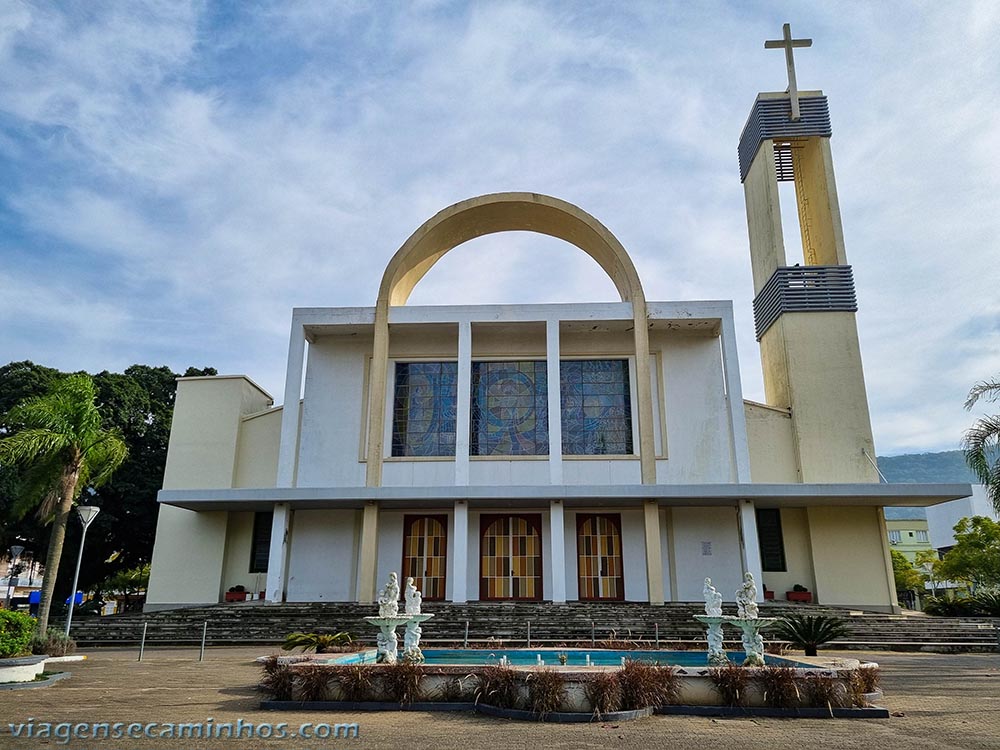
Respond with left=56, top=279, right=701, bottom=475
left=754, top=666, right=800, bottom=709
left=30, top=628, right=77, bottom=657
left=619, top=660, right=680, bottom=709
left=259, top=659, right=294, bottom=701
left=0, top=610, right=35, bottom=658
left=526, top=669, right=566, bottom=717
left=475, top=664, right=522, bottom=709
left=381, top=662, right=424, bottom=706
left=282, top=631, right=352, bottom=653
left=923, top=596, right=976, bottom=617
left=971, top=591, right=1000, bottom=616
left=585, top=672, right=623, bottom=717
left=803, top=674, right=848, bottom=712
left=846, top=665, right=881, bottom=707
left=709, top=663, right=749, bottom=707
left=295, top=664, right=332, bottom=702
left=332, top=665, right=375, bottom=702
left=773, top=614, right=850, bottom=656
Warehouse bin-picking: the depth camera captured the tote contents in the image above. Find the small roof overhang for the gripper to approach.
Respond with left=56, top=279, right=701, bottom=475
left=157, top=483, right=972, bottom=513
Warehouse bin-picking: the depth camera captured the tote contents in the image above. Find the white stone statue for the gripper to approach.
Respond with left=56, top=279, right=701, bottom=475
left=402, top=621, right=424, bottom=663
left=703, top=577, right=723, bottom=617
left=378, top=572, right=400, bottom=618
left=376, top=628, right=399, bottom=664
left=404, top=576, right=422, bottom=615
left=736, top=572, right=759, bottom=620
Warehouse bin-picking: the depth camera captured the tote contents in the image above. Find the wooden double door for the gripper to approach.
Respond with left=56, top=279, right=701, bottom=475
left=401, top=515, right=448, bottom=601
left=576, top=513, right=625, bottom=600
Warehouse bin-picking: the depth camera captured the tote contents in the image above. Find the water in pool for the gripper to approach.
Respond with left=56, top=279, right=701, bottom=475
left=330, top=649, right=810, bottom=668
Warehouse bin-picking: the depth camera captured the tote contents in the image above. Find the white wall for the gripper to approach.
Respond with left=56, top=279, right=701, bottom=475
left=926, top=485, right=998, bottom=549
left=670, top=507, right=743, bottom=601
left=286, top=510, right=359, bottom=601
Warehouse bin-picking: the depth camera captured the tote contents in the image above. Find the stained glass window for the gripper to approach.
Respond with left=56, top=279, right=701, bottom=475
left=391, top=362, right=458, bottom=457
left=577, top=514, right=624, bottom=599
left=560, top=359, right=633, bottom=455
left=480, top=514, right=542, bottom=600
left=470, top=361, right=549, bottom=456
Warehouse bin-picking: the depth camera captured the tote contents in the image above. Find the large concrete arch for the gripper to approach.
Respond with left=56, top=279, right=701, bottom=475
left=365, top=192, right=656, bottom=489
left=376, top=192, right=647, bottom=308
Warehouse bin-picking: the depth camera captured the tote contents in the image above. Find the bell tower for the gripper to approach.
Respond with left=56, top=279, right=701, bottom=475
left=740, top=24, right=878, bottom=483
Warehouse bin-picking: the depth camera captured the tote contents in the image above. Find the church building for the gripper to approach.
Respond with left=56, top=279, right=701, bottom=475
left=146, top=31, right=968, bottom=614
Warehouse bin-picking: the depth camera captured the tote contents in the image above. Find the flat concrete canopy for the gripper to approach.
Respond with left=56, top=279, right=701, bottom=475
left=158, top=482, right=972, bottom=512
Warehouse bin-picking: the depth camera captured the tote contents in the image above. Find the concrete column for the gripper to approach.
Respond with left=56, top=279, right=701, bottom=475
left=549, top=500, right=566, bottom=603
left=738, top=500, right=765, bottom=601
left=876, top=508, right=902, bottom=614
left=720, top=304, right=752, bottom=483
left=455, top=321, right=472, bottom=486
left=545, top=318, right=563, bottom=484
left=452, top=500, right=469, bottom=603
left=265, top=503, right=292, bottom=602
left=643, top=500, right=665, bottom=605
left=277, top=321, right=306, bottom=488
left=357, top=501, right=380, bottom=603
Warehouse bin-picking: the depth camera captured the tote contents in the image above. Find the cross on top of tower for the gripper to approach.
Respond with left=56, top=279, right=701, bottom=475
left=764, top=23, right=812, bottom=122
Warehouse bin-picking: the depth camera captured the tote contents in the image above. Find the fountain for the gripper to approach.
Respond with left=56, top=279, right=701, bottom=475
left=694, top=572, right=780, bottom=667
left=364, top=573, right=434, bottom=664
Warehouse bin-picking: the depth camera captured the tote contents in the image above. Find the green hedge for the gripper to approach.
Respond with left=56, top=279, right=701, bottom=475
left=0, top=610, right=36, bottom=658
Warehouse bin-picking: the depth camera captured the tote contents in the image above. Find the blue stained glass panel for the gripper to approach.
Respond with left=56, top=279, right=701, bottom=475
left=560, top=360, right=633, bottom=455
left=392, top=362, right=458, bottom=456
left=471, top=361, right=549, bottom=455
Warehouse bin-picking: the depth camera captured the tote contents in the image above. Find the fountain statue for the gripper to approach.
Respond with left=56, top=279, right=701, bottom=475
left=694, top=578, right=729, bottom=665
left=364, top=572, right=434, bottom=664
left=693, top=572, right=780, bottom=667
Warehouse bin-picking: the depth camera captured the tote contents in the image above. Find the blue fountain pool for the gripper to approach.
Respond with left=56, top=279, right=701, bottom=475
left=328, top=649, right=813, bottom=668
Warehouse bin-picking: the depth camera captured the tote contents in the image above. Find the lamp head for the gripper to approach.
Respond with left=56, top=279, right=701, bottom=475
left=76, top=506, right=100, bottom=528
left=9, top=545, right=24, bottom=561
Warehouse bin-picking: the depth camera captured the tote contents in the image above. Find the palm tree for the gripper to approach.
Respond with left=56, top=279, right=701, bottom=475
left=964, top=378, right=1000, bottom=514
left=773, top=614, right=850, bottom=656
left=0, top=374, right=127, bottom=633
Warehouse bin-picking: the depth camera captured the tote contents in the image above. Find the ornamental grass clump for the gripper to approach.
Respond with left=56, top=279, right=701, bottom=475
left=773, top=614, right=850, bottom=657
left=846, top=665, right=881, bottom=707
left=803, top=674, right=849, bottom=712
left=709, top=663, right=750, bottom=707
left=295, top=664, right=332, bottom=702
left=619, top=660, right=680, bottom=709
left=585, top=671, right=623, bottom=717
left=259, top=657, right=294, bottom=701
left=475, top=664, right=522, bottom=709
left=526, top=669, right=567, bottom=718
left=282, top=631, right=353, bottom=653
left=753, top=666, right=800, bottom=709
left=381, top=662, right=424, bottom=706
left=30, top=628, right=76, bottom=657
left=332, top=665, right=375, bottom=702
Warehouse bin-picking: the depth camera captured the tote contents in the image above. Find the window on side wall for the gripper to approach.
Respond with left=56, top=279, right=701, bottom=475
left=756, top=508, right=786, bottom=572
left=249, top=511, right=273, bottom=573
left=391, top=362, right=458, bottom=456
left=888, top=530, right=901, bottom=545
left=915, top=529, right=928, bottom=543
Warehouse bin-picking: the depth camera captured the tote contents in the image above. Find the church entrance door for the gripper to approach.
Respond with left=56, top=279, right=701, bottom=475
left=576, top=513, right=625, bottom=600
left=402, top=515, right=448, bottom=601
left=479, top=514, right=543, bottom=600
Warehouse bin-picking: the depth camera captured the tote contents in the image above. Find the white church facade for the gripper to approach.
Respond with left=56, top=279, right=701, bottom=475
left=146, top=79, right=969, bottom=614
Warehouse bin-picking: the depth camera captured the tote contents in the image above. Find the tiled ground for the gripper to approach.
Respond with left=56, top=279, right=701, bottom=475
left=1, top=647, right=998, bottom=749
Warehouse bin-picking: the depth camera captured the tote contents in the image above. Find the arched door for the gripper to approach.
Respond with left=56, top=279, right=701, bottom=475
left=577, top=514, right=624, bottom=600
left=480, top=514, right=542, bottom=600
left=402, top=515, right=448, bottom=601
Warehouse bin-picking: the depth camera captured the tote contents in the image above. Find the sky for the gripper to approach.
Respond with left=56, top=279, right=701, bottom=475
left=1, top=1, right=998, bottom=457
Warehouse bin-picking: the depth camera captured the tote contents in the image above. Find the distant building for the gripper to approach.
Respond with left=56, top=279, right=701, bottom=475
left=883, top=507, right=933, bottom=563
left=926, top=485, right=1000, bottom=553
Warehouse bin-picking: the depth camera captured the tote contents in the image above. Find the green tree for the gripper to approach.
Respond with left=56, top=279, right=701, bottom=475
left=0, top=375, right=127, bottom=632
left=937, top=516, right=1000, bottom=592
left=963, top=378, right=1000, bottom=513
left=891, top=549, right=925, bottom=594
left=914, top=549, right=942, bottom=596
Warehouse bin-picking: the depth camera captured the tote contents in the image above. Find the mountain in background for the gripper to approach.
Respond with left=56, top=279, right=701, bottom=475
left=876, top=450, right=980, bottom=484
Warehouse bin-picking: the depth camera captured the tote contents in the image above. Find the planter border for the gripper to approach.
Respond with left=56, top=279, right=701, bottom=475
left=0, top=671, right=70, bottom=691
left=262, top=700, right=476, bottom=712
left=655, top=705, right=889, bottom=719
left=476, top=703, right=653, bottom=723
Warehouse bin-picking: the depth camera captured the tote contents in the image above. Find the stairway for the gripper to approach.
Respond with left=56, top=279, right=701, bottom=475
left=65, top=601, right=999, bottom=653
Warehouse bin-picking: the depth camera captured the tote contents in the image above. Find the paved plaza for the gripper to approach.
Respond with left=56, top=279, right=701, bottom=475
left=2, top=647, right=998, bottom=749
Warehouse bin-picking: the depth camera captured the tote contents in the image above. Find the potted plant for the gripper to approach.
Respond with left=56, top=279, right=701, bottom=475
left=224, top=585, right=248, bottom=603
left=786, top=584, right=812, bottom=603
left=773, top=613, right=850, bottom=656
left=763, top=584, right=775, bottom=601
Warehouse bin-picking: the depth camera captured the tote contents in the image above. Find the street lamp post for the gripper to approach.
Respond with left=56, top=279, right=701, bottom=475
left=3, top=545, right=24, bottom=609
left=64, top=506, right=100, bottom=637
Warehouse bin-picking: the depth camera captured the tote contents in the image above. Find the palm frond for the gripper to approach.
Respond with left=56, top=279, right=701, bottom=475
left=81, top=430, right=129, bottom=487
left=962, top=414, right=1000, bottom=514
left=965, top=380, right=1000, bottom=411
left=0, top=428, right=71, bottom=466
